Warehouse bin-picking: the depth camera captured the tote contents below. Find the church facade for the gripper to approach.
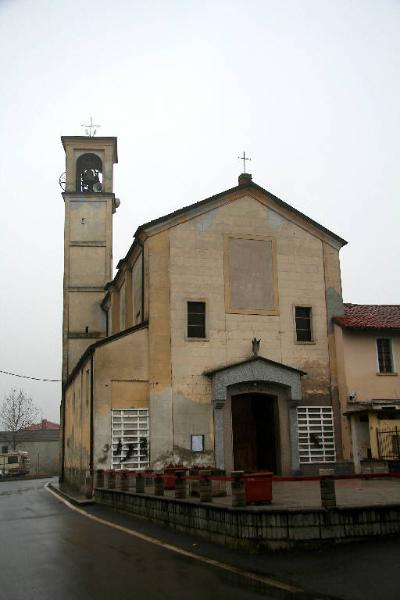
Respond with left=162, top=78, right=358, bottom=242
left=60, top=135, right=349, bottom=494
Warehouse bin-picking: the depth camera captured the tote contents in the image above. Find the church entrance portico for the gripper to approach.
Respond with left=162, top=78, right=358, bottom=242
left=205, top=356, right=305, bottom=476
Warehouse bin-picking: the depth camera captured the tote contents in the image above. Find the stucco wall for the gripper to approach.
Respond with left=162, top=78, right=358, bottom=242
left=342, top=330, right=400, bottom=401
left=64, top=325, right=149, bottom=493
left=166, top=193, right=341, bottom=464
left=0, top=434, right=60, bottom=475
left=93, top=327, right=149, bottom=470
left=145, top=231, right=174, bottom=465
left=16, top=440, right=59, bottom=475
left=335, top=327, right=400, bottom=462
left=64, top=356, right=91, bottom=491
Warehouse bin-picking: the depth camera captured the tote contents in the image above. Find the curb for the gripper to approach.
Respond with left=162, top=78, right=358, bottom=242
left=48, top=482, right=95, bottom=506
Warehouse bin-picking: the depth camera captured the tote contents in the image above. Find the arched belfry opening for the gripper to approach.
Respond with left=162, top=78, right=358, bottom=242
left=76, top=153, right=103, bottom=193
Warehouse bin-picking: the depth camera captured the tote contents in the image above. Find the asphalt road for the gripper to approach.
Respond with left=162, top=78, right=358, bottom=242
left=0, top=478, right=399, bottom=600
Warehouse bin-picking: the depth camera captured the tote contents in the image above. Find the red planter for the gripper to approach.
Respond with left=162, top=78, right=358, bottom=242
left=163, top=474, right=175, bottom=490
left=163, top=467, right=188, bottom=490
left=243, top=471, right=273, bottom=504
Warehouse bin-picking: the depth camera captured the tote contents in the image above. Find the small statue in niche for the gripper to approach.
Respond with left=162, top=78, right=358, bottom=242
left=251, top=337, right=261, bottom=357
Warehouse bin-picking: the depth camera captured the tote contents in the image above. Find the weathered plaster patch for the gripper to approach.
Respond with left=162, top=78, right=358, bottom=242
left=267, top=209, right=285, bottom=229
left=326, top=287, right=344, bottom=332
left=192, top=209, right=218, bottom=232
left=152, top=447, right=214, bottom=470
left=97, top=443, right=110, bottom=464
left=149, top=388, right=173, bottom=461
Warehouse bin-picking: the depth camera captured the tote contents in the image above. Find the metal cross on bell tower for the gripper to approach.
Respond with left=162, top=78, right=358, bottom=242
left=81, top=117, right=101, bottom=137
left=238, top=151, right=251, bottom=173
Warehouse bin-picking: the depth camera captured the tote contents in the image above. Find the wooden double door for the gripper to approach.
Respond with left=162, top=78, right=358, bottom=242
left=231, top=393, right=278, bottom=473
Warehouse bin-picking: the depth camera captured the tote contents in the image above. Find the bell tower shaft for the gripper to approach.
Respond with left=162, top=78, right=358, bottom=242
left=61, top=136, right=118, bottom=383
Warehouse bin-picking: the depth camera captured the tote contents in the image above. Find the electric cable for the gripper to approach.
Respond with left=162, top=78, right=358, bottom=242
left=0, top=370, right=60, bottom=382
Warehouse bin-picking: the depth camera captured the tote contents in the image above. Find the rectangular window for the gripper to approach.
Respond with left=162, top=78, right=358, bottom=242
left=376, top=338, right=394, bottom=373
left=119, top=281, right=126, bottom=331
left=7, top=455, right=18, bottom=464
left=132, top=256, right=143, bottom=325
left=297, top=406, right=336, bottom=463
left=111, top=408, right=150, bottom=470
left=187, top=301, right=206, bottom=338
left=295, top=306, right=312, bottom=342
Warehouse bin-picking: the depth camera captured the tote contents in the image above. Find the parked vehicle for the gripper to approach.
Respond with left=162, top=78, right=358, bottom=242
left=0, top=451, right=30, bottom=477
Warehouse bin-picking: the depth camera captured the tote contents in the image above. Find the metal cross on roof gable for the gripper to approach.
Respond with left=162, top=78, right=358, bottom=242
left=81, top=116, right=101, bottom=137
left=238, top=151, right=251, bottom=173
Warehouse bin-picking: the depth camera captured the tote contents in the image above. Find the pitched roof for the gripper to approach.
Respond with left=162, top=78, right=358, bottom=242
left=23, top=419, right=60, bottom=431
left=335, top=303, right=400, bottom=330
left=109, top=176, right=347, bottom=288
left=136, top=178, right=347, bottom=246
left=65, top=321, right=149, bottom=389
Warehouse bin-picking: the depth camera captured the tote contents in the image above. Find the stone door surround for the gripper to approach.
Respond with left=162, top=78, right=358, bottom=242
left=205, top=356, right=305, bottom=473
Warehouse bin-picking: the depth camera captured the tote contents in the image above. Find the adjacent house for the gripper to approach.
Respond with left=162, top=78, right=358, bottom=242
left=335, top=304, right=400, bottom=472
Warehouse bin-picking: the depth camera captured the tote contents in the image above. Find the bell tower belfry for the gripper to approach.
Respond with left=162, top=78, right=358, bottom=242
left=61, top=136, right=118, bottom=383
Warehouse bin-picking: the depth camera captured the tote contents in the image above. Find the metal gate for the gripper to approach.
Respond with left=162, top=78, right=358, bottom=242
left=377, top=427, right=400, bottom=461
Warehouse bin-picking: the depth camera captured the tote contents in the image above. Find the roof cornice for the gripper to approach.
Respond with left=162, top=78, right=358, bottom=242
left=61, top=136, right=118, bottom=163
left=135, top=180, right=347, bottom=247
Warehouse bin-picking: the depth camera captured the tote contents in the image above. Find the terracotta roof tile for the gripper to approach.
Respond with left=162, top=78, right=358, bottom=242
left=335, top=303, right=400, bottom=329
left=23, top=419, right=60, bottom=431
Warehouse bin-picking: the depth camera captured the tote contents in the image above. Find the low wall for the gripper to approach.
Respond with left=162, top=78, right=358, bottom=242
left=95, top=487, right=400, bottom=551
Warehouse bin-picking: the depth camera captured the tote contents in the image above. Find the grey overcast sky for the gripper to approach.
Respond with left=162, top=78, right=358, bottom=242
left=0, top=0, right=399, bottom=422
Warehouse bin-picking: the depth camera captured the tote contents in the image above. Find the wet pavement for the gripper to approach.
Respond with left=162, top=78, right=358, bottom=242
left=0, top=478, right=289, bottom=600
left=1, top=477, right=400, bottom=600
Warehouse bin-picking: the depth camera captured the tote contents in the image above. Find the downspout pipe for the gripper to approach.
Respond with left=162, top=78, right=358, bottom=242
left=60, top=386, right=66, bottom=483
left=90, top=352, right=94, bottom=486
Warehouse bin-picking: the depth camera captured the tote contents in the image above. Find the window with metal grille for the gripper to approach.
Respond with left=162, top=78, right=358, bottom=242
left=187, top=301, right=206, bottom=338
left=111, top=409, right=150, bottom=470
left=295, top=307, right=312, bottom=342
left=297, top=406, right=336, bottom=463
left=376, top=338, right=394, bottom=373
left=377, top=428, right=400, bottom=460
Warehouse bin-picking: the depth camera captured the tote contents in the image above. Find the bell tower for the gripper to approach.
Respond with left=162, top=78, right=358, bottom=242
left=61, top=136, right=118, bottom=383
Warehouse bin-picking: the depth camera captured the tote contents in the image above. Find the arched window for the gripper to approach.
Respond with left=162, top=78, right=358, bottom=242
left=76, top=153, right=103, bottom=193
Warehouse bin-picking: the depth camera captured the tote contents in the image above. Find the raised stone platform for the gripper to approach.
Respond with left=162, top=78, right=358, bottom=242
left=95, top=478, right=400, bottom=551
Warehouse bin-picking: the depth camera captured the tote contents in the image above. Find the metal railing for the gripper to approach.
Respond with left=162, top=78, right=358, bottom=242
left=377, top=427, right=400, bottom=461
